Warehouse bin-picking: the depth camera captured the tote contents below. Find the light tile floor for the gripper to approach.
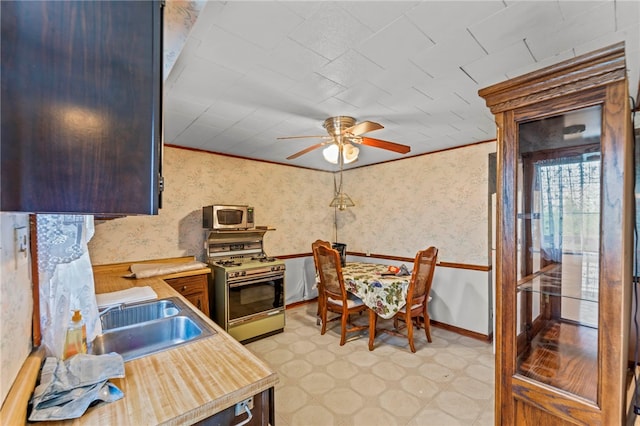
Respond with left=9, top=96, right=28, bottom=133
left=245, top=303, right=495, bottom=426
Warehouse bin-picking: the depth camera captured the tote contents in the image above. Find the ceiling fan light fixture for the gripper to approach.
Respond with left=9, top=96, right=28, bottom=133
left=329, top=192, right=355, bottom=210
left=322, top=144, right=339, bottom=163
left=322, top=142, right=359, bottom=164
left=343, top=143, right=359, bottom=164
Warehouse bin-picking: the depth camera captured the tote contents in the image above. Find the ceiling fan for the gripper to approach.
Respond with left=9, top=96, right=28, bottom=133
left=278, top=116, right=411, bottom=161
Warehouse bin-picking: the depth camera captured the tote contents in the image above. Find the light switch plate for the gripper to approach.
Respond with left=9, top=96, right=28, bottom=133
left=14, top=226, right=28, bottom=262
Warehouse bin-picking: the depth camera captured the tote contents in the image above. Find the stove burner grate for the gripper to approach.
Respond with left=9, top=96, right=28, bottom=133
left=252, top=256, right=276, bottom=263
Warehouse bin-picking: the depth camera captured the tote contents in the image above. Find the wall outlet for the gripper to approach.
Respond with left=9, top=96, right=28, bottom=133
left=366, top=250, right=370, bottom=256
left=234, top=397, right=253, bottom=416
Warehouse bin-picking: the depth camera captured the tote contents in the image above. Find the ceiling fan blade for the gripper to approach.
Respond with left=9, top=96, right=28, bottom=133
left=286, top=141, right=332, bottom=160
left=344, top=121, right=383, bottom=136
left=358, top=137, right=411, bottom=154
left=277, top=135, right=330, bottom=140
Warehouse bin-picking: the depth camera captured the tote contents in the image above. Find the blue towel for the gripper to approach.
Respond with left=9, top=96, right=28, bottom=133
left=29, top=353, right=124, bottom=421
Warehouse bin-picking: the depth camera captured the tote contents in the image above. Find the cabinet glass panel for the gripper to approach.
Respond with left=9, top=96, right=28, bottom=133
left=515, top=105, right=601, bottom=402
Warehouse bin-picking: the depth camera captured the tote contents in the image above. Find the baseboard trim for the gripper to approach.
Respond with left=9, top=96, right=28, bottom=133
left=286, top=299, right=492, bottom=343
left=286, top=299, right=315, bottom=310
left=430, top=319, right=492, bottom=342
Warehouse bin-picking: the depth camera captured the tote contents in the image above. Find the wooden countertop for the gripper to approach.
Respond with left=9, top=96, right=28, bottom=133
left=24, top=257, right=278, bottom=425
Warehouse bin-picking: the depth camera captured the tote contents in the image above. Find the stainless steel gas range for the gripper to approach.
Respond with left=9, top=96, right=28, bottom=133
left=206, top=229, right=285, bottom=343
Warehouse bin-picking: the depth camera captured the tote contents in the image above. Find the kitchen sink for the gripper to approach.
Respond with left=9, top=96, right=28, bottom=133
left=100, top=298, right=181, bottom=330
left=92, top=297, right=216, bottom=361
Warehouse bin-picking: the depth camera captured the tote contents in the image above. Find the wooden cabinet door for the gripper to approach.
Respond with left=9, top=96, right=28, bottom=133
left=479, top=43, right=634, bottom=425
left=166, top=274, right=210, bottom=317
left=186, top=294, right=207, bottom=317
left=0, top=1, right=163, bottom=214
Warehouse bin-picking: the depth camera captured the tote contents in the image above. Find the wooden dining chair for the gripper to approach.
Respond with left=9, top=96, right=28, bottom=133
left=311, top=239, right=332, bottom=326
left=369, top=246, right=438, bottom=352
left=316, top=245, right=368, bottom=345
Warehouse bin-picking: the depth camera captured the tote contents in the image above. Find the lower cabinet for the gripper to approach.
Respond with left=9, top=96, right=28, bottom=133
left=165, top=274, right=210, bottom=317
left=194, top=388, right=273, bottom=426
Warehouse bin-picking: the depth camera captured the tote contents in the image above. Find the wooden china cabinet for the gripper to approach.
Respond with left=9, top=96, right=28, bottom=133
left=479, top=42, right=635, bottom=425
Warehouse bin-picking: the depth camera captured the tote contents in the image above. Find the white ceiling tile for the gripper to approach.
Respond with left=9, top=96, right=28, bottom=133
left=504, top=48, right=576, bottom=80
left=616, top=0, right=640, bottom=31
left=164, top=92, right=209, bottom=117
left=315, top=96, right=359, bottom=117
left=280, top=2, right=326, bottom=20
left=202, top=99, right=255, bottom=123
left=164, top=37, right=201, bottom=87
left=407, top=1, right=505, bottom=44
left=196, top=25, right=269, bottom=73
left=286, top=72, right=346, bottom=104
left=198, top=109, right=237, bottom=130
left=169, top=55, right=244, bottom=100
left=172, top=120, right=225, bottom=149
left=164, top=111, right=196, bottom=143
left=340, top=1, right=419, bottom=31
left=412, top=32, right=486, bottom=79
left=527, top=2, right=616, bottom=60
left=224, top=68, right=298, bottom=105
left=557, top=1, right=610, bottom=23
left=357, top=16, right=435, bottom=69
left=469, top=1, right=563, bottom=54
left=376, top=86, right=435, bottom=113
left=260, top=37, right=330, bottom=81
left=334, top=81, right=391, bottom=109
left=287, top=2, right=373, bottom=61
left=413, top=67, right=478, bottom=101
left=573, top=24, right=640, bottom=58
left=232, top=107, right=290, bottom=134
left=317, top=49, right=384, bottom=88
left=462, top=41, right=535, bottom=87
left=212, top=2, right=303, bottom=50
left=208, top=126, right=257, bottom=152
left=366, top=60, right=432, bottom=93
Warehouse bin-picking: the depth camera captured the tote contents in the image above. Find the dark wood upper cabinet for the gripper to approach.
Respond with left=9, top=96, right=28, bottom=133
left=480, top=43, right=635, bottom=425
left=1, top=0, right=163, bottom=215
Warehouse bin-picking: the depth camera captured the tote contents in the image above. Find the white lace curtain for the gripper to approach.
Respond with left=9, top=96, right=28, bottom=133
left=533, top=155, right=600, bottom=265
left=37, top=215, right=100, bottom=358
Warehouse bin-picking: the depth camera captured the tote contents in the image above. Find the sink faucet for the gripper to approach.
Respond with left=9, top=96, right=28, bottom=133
left=98, top=304, right=123, bottom=318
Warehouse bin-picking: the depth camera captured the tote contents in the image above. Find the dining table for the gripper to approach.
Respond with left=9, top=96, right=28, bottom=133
left=341, top=261, right=413, bottom=350
left=341, top=261, right=412, bottom=319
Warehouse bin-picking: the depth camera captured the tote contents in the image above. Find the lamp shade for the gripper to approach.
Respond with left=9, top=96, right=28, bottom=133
left=343, top=143, right=359, bottom=164
left=323, top=143, right=360, bottom=164
left=329, top=192, right=355, bottom=210
left=322, top=144, right=339, bottom=164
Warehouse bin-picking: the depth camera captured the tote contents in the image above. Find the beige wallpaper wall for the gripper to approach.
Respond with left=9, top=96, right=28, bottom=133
left=88, top=147, right=336, bottom=263
left=89, top=142, right=495, bottom=266
left=0, top=213, right=32, bottom=405
left=340, top=142, right=496, bottom=266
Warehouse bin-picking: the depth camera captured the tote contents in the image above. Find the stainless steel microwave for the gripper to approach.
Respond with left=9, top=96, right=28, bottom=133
left=203, top=205, right=254, bottom=230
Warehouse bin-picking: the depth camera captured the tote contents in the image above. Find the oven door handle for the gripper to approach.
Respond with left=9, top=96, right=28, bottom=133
left=231, top=309, right=284, bottom=325
left=228, top=274, right=284, bottom=287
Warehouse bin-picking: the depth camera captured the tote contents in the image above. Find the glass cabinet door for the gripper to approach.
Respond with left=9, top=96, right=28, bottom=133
left=514, top=105, right=602, bottom=402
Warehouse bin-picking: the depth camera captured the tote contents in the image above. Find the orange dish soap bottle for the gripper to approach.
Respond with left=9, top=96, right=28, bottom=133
left=62, top=310, right=87, bottom=360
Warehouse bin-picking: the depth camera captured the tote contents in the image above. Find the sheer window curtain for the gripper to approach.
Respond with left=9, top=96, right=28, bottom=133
left=533, top=155, right=600, bottom=325
left=37, top=215, right=100, bottom=358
